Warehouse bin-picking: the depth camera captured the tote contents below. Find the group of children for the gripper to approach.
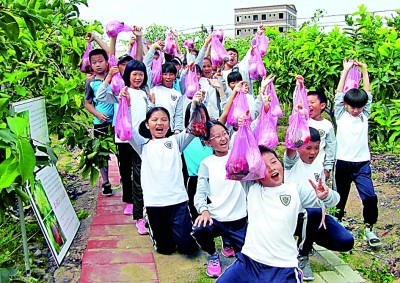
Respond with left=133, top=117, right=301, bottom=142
left=83, top=24, right=381, bottom=282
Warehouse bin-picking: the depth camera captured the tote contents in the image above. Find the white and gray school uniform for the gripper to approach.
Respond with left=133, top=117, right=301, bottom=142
left=143, top=48, right=184, bottom=132
left=193, top=152, right=247, bottom=255
left=128, top=130, right=194, bottom=206
left=335, top=92, right=372, bottom=162
left=334, top=91, right=378, bottom=225
left=195, top=153, right=247, bottom=221
left=239, top=181, right=338, bottom=268
left=308, top=118, right=336, bottom=172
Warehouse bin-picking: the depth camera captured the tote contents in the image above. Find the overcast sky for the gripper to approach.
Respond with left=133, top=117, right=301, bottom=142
left=78, top=0, right=399, bottom=38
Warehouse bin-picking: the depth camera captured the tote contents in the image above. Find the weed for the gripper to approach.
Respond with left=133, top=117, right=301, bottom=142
left=76, top=209, right=90, bottom=220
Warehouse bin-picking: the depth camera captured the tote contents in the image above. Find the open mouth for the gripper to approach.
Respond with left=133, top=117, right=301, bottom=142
left=271, top=172, right=279, bottom=181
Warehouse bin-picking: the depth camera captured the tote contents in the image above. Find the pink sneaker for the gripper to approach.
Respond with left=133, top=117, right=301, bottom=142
left=123, top=204, right=133, bottom=215
left=136, top=218, right=148, bottom=235
left=206, top=253, right=221, bottom=278
left=221, top=242, right=235, bottom=257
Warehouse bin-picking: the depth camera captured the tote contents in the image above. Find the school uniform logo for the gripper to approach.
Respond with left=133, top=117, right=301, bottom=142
left=314, top=173, right=321, bottom=182
left=171, top=94, right=178, bottom=101
left=318, top=129, right=325, bottom=139
left=280, top=194, right=291, bottom=206
left=164, top=141, right=173, bottom=149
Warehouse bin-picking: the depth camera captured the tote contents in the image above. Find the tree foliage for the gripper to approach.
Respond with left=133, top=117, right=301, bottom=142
left=0, top=0, right=114, bottom=221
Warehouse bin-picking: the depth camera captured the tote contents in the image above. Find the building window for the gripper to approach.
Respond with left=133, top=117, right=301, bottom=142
left=269, top=14, right=271, bottom=17
left=279, top=27, right=284, bottom=32
left=237, top=16, right=242, bottom=22
left=273, top=13, right=276, bottom=17
left=253, top=15, right=258, bottom=21
left=236, top=29, right=241, bottom=36
left=262, top=14, right=266, bottom=20
left=279, top=13, right=284, bottom=19
left=253, top=29, right=257, bottom=34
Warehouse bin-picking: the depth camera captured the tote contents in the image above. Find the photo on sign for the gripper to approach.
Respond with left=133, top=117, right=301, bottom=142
left=43, top=212, right=66, bottom=253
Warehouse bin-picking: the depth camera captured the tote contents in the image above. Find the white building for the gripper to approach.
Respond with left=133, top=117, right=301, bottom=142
left=234, top=4, right=297, bottom=38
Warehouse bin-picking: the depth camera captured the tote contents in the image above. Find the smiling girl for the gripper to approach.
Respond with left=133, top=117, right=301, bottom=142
left=126, top=99, right=200, bottom=255
left=193, top=120, right=247, bottom=278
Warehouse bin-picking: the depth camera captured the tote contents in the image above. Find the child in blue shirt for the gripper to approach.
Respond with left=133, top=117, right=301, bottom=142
left=84, top=49, right=116, bottom=196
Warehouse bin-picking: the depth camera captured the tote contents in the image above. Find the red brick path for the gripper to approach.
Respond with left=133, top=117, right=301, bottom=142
left=80, top=155, right=159, bottom=283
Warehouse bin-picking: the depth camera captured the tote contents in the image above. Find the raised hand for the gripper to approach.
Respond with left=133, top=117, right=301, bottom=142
left=309, top=177, right=329, bottom=200
left=342, top=58, right=354, bottom=71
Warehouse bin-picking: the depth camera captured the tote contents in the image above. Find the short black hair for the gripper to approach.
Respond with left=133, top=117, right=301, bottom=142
left=344, top=89, right=368, bottom=108
left=118, top=54, right=133, bottom=65
left=307, top=91, right=327, bottom=104
left=203, top=120, right=228, bottom=141
left=226, top=47, right=239, bottom=55
left=309, top=127, right=321, bottom=143
left=162, top=62, right=177, bottom=75
left=227, top=71, right=242, bottom=84
left=195, top=64, right=201, bottom=74
left=258, top=146, right=279, bottom=159
left=164, top=53, right=173, bottom=62
left=122, top=59, right=148, bottom=88
left=89, top=49, right=108, bottom=62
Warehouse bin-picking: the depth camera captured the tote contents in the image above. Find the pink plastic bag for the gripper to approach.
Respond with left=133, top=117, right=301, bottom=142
left=248, top=46, right=266, bottom=80
left=115, top=96, right=132, bottom=141
left=80, top=41, right=93, bottom=73
left=164, top=31, right=177, bottom=56
left=292, top=84, right=309, bottom=117
left=151, top=52, right=163, bottom=86
left=252, top=33, right=269, bottom=57
left=183, top=38, right=194, bottom=49
left=105, top=20, right=132, bottom=37
left=214, top=29, right=224, bottom=43
left=108, top=55, right=125, bottom=95
left=285, top=112, right=310, bottom=150
left=254, top=107, right=279, bottom=148
left=210, top=32, right=229, bottom=66
left=185, top=65, right=200, bottom=99
left=226, top=88, right=252, bottom=128
left=343, top=65, right=361, bottom=93
left=130, top=40, right=137, bottom=60
left=226, top=119, right=266, bottom=181
left=267, top=82, right=283, bottom=117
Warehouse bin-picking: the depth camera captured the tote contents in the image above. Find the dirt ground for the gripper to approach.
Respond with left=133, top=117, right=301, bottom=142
left=43, top=152, right=400, bottom=282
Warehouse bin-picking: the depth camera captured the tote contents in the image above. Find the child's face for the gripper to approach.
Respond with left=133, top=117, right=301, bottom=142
left=298, top=141, right=320, bottom=164
left=226, top=50, right=238, bottom=68
left=205, top=125, right=229, bottom=156
left=90, top=54, right=107, bottom=75
left=228, top=81, right=249, bottom=93
left=344, top=103, right=364, bottom=117
left=129, top=70, right=145, bottom=89
left=146, top=110, right=170, bottom=139
left=259, top=152, right=283, bottom=187
left=202, top=60, right=213, bottom=78
left=118, top=61, right=129, bottom=76
left=162, top=72, right=176, bottom=88
left=307, top=95, right=326, bottom=120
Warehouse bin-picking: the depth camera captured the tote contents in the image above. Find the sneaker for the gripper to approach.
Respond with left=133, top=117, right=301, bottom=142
left=206, top=253, right=221, bottom=278
left=364, top=227, right=382, bottom=247
left=101, top=182, right=113, bottom=196
left=136, top=218, right=148, bottom=235
left=221, top=242, right=235, bottom=257
left=123, top=204, right=133, bottom=215
left=298, top=256, right=314, bottom=281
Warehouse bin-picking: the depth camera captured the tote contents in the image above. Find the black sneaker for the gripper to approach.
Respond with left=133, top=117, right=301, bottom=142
left=101, top=182, right=113, bottom=196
